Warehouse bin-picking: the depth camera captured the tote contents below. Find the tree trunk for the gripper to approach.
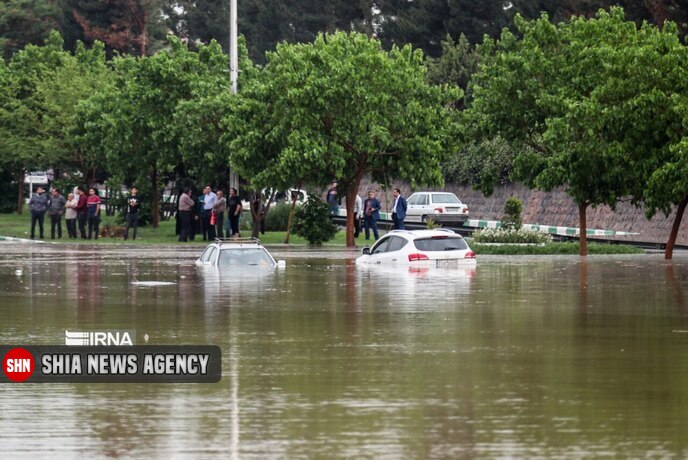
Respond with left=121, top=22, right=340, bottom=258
left=16, top=170, right=24, bottom=215
left=665, top=195, right=688, bottom=260
left=151, top=168, right=159, bottom=228
left=578, top=201, right=589, bottom=256
left=250, top=191, right=262, bottom=239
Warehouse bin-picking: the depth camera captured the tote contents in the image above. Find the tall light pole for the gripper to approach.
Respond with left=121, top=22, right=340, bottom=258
left=228, top=0, right=239, bottom=190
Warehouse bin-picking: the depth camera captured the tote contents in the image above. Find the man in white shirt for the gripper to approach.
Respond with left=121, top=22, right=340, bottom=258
left=353, top=193, right=362, bottom=238
left=202, top=185, right=218, bottom=240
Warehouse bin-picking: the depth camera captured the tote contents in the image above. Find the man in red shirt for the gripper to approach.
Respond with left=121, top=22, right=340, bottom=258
left=75, top=186, right=88, bottom=239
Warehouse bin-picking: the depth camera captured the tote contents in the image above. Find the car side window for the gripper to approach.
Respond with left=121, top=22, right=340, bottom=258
left=200, top=247, right=213, bottom=262
left=407, top=195, right=418, bottom=205
left=419, top=194, right=428, bottom=206
left=387, top=236, right=407, bottom=252
left=202, top=247, right=217, bottom=263
left=372, top=237, right=391, bottom=254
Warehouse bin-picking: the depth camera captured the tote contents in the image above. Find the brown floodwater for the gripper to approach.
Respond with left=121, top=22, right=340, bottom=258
left=1, top=243, right=688, bottom=458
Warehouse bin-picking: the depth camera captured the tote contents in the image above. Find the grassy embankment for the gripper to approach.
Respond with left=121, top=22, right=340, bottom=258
left=0, top=213, right=643, bottom=253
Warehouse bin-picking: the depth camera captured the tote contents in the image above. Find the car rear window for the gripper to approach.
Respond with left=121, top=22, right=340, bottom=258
left=218, top=248, right=274, bottom=268
left=431, top=194, right=461, bottom=204
left=413, top=236, right=468, bottom=251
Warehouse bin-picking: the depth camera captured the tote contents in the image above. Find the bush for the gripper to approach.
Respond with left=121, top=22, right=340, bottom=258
left=502, top=196, right=522, bottom=230
left=473, top=242, right=643, bottom=255
left=264, top=203, right=292, bottom=231
left=292, top=196, right=338, bottom=245
left=472, top=228, right=551, bottom=244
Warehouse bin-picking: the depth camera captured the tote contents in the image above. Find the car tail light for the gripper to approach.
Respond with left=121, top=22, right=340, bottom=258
left=464, top=251, right=476, bottom=259
left=463, top=208, right=469, bottom=214
left=433, top=207, right=443, bottom=213
left=408, top=253, right=430, bottom=262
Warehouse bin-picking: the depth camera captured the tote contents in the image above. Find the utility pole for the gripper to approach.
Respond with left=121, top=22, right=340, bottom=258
left=228, top=0, right=239, bottom=190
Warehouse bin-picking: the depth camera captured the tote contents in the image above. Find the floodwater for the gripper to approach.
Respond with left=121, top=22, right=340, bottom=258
left=1, top=243, right=688, bottom=458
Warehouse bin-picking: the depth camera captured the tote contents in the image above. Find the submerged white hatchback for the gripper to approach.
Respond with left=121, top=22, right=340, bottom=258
left=356, top=229, right=476, bottom=267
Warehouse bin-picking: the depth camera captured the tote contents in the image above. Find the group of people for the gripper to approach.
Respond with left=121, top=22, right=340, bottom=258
left=328, top=182, right=408, bottom=241
left=28, top=186, right=140, bottom=241
left=178, top=186, right=243, bottom=242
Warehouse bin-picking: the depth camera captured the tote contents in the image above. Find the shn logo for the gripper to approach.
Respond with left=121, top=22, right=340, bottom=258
left=65, top=330, right=135, bottom=346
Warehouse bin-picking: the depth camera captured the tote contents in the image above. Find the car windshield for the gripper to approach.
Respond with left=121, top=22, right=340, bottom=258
left=218, top=248, right=275, bottom=268
left=431, top=194, right=461, bottom=204
left=413, top=236, right=468, bottom=251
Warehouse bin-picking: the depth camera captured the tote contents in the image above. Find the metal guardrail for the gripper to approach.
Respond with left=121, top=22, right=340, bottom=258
left=330, top=215, right=687, bottom=250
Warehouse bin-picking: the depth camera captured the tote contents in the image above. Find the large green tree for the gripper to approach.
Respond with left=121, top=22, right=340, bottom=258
left=228, top=31, right=460, bottom=247
left=76, top=37, right=229, bottom=226
left=468, top=8, right=680, bottom=256
left=0, top=31, right=69, bottom=212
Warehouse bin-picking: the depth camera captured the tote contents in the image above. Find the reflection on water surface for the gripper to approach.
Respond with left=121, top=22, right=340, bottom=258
left=1, top=244, right=688, bottom=457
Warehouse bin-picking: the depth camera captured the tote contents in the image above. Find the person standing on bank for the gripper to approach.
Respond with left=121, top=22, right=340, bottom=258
left=178, top=187, right=195, bottom=242
left=326, top=181, right=339, bottom=215
left=124, top=186, right=140, bottom=240
left=48, top=188, right=67, bottom=239
left=213, top=190, right=226, bottom=239
left=75, top=186, right=88, bottom=239
left=65, top=192, right=78, bottom=238
left=363, top=190, right=381, bottom=240
left=227, top=187, right=242, bottom=238
left=86, top=187, right=101, bottom=239
left=391, top=188, right=407, bottom=230
left=202, top=185, right=217, bottom=240
left=29, top=186, right=49, bottom=240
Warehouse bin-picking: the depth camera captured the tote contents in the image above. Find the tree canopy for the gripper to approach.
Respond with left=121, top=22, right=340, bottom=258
left=228, top=31, right=461, bottom=246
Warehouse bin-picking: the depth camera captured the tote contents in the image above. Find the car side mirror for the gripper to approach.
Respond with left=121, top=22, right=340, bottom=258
left=362, top=247, right=371, bottom=255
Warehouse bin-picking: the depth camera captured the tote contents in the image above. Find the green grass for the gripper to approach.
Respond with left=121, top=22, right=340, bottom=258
left=0, top=212, right=350, bottom=246
left=472, top=242, right=643, bottom=255
left=0, top=213, right=644, bottom=254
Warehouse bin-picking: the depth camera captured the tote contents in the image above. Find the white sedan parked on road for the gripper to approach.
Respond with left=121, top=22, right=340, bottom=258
left=356, top=229, right=476, bottom=266
left=405, top=192, right=469, bottom=224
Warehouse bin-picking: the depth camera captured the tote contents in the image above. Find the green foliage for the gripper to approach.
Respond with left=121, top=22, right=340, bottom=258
left=468, top=8, right=688, bottom=254
left=228, top=31, right=461, bottom=245
left=472, top=228, right=550, bottom=244
left=0, top=0, right=59, bottom=60
left=443, top=136, right=516, bottom=193
left=167, top=0, right=376, bottom=64
left=291, top=196, right=338, bottom=246
left=502, top=197, right=523, bottom=230
left=264, top=203, right=292, bottom=232
left=472, top=241, right=643, bottom=255
left=75, top=36, right=232, bottom=226
left=424, top=218, right=440, bottom=229
left=426, top=34, right=478, bottom=101
left=377, top=0, right=513, bottom=57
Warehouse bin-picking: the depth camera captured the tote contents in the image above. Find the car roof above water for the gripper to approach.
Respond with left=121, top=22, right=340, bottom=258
left=386, top=229, right=463, bottom=238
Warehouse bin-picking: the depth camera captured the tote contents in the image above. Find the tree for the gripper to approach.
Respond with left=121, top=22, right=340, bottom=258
left=377, top=0, right=513, bottom=57
left=62, top=0, right=168, bottom=56
left=36, top=40, right=113, bottom=184
left=0, top=0, right=60, bottom=60
left=0, top=31, right=69, bottom=213
left=228, top=31, right=460, bottom=247
left=468, top=8, right=672, bottom=256
left=76, top=37, right=229, bottom=227
left=167, top=0, right=375, bottom=63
